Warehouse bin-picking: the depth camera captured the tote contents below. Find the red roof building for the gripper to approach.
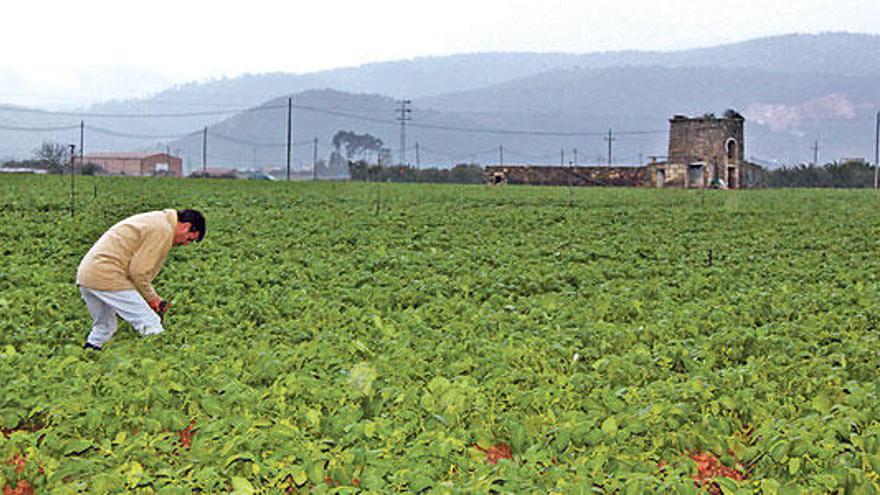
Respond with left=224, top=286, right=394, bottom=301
left=74, top=152, right=183, bottom=177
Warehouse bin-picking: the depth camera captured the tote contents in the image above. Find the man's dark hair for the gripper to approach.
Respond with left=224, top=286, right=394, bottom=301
left=177, top=209, right=206, bottom=242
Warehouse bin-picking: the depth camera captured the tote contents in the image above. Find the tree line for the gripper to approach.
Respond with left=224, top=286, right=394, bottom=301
left=335, top=130, right=483, bottom=183
left=6, top=135, right=879, bottom=189
left=764, top=159, right=879, bottom=188
left=1, top=142, right=103, bottom=175
left=348, top=162, right=484, bottom=184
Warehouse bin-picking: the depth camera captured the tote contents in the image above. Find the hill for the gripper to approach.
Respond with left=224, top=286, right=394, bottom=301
left=2, top=33, right=879, bottom=169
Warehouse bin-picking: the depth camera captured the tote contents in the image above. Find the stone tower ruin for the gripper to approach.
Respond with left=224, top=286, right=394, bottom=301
left=664, top=110, right=745, bottom=188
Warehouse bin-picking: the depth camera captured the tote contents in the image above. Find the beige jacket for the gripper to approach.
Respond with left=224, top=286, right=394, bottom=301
left=76, top=209, right=177, bottom=302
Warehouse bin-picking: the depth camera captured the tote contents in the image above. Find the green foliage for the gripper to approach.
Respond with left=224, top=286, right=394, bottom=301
left=766, top=159, right=877, bottom=188
left=331, top=130, right=384, bottom=161
left=32, top=141, right=71, bottom=174
left=2, top=176, right=880, bottom=492
left=348, top=161, right=484, bottom=184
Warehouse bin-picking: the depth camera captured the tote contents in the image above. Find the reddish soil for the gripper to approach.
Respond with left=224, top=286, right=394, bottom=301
left=688, top=450, right=747, bottom=495
left=473, top=443, right=514, bottom=465
left=2, top=480, right=34, bottom=495
left=179, top=420, right=196, bottom=449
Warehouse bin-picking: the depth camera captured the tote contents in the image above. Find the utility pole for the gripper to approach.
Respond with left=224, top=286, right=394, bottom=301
left=397, top=99, right=412, bottom=166
left=79, top=120, right=84, bottom=175
left=560, top=148, right=564, bottom=167
left=415, top=143, right=421, bottom=170
left=605, top=129, right=615, bottom=166
left=874, top=110, right=879, bottom=189
left=573, top=148, right=578, bottom=167
left=202, top=126, right=207, bottom=177
left=165, top=145, right=171, bottom=177
left=69, top=144, right=76, bottom=217
left=313, top=137, right=318, bottom=181
left=286, top=96, right=292, bottom=181
left=812, top=140, right=819, bottom=166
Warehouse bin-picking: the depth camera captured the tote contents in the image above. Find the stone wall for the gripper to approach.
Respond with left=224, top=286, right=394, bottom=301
left=483, top=112, right=763, bottom=189
left=740, top=162, right=765, bottom=188
left=645, top=161, right=764, bottom=189
left=485, top=165, right=650, bottom=187
left=486, top=161, right=764, bottom=189
left=645, top=162, right=686, bottom=188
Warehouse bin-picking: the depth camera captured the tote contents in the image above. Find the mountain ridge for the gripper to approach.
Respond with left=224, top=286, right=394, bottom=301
left=1, top=32, right=878, bottom=168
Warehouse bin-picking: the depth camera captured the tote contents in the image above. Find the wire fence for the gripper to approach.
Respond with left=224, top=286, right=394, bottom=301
left=1, top=99, right=877, bottom=173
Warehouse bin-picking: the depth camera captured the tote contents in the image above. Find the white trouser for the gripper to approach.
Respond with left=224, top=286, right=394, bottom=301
left=79, top=286, right=164, bottom=347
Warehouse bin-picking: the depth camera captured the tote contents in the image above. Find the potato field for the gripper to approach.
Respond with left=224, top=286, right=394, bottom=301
left=1, top=175, right=880, bottom=494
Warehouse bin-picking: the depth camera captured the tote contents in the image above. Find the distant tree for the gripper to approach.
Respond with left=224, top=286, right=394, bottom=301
left=308, top=156, right=347, bottom=179
left=377, top=147, right=392, bottom=167
left=327, top=152, right=347, bottom=172
left=33, top=142, right=70, bottom=174
left=331, top=130, right=384, bottom=162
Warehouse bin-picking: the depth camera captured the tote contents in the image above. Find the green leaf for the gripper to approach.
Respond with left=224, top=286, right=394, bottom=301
left=715, top=477, right=741, bottom=494
left=758, top=479, right=780, bottom=495
left=363, top=421, right=376, bottom=438
left=348, top=363, right=378, bottom=396
left=63, top=439, right=94, bottom=456
left=293, top=468, right=308, bottom=486
left=225, top=452, right=256, bottom=467
left=230, top=476, right=255, bottom=495
left=601, top=416, right=618, bottom=436
left=308, top=462, right=325, bottom=485
left=769, top=440, right=788, bottom=462
left=124, top=461, right=145, bottom=486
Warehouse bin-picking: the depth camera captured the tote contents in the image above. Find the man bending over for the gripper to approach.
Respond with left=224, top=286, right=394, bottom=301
left=76, top=209, right=206, bottom=350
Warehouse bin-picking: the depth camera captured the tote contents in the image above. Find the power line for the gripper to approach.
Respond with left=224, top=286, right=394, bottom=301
left=287, top=96, right=293, bottom=181
left=417, top=144, right=500, bottom=162
left=0, top=101, right=668, bottom=138
left=605, top=129, right=615, bottom=165
left=86, top=125, right=198, bottom=140
left=408, top=121, right=665, bottom=137
left=0, top=120, right=316, bottom=147
left=0, top=104, right=244, bottom=118
left=397, top=99, right=412, bottom=166
left=0, top=122, right=81, bottom=132
left=503, top=147, right=562, bottom=161
left=291, top=103, right=394, bottom=125
left=209, top=130, right=313, bottom=148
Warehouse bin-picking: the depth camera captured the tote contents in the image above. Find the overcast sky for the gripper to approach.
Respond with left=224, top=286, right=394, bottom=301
left=3, top=0, right=880, bottom=107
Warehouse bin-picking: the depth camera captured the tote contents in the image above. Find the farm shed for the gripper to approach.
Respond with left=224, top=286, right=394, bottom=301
left=74, top=152, right=183, bottom=177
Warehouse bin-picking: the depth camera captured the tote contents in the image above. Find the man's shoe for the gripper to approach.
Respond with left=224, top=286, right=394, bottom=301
left=83, top=342, right=102, bottom=351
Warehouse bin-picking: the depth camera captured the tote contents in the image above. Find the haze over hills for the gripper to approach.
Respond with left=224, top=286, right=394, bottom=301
left=1, top=32, right=879, bottom=170
left=117, top=32, right=880, bottom=108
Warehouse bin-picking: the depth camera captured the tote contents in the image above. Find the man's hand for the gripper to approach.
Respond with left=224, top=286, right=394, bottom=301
left=148, top=297, right=170, bottom=318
